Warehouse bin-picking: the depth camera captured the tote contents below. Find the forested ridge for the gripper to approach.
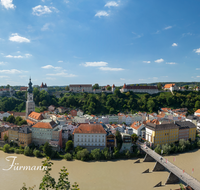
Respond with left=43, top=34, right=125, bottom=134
left=0, top=88, right=200, bottom=115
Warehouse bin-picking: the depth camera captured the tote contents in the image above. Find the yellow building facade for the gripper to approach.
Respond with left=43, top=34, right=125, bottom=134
left=146, top=121, right=197, bottom=147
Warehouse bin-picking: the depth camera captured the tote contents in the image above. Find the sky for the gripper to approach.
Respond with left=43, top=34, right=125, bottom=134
left=1, top=0, right=200, bottom=86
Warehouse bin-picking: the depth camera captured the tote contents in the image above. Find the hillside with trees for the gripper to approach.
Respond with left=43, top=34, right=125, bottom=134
left=1, top=88, right=200, bottom=115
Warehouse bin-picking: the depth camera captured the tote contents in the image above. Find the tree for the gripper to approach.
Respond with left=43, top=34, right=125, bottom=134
left=3, top=134, right=8, bottom=142
left=115, top=131, right=123, bottom=151
left=76, top=149, right=89, bottom=161
left=3, top=117, right=7, bottom=121
left=6, top=115, right=15, bottom=124
left=65, top=140, right=73, bottom=153
left=185, top=85, right=189, bottom=90
left=65, top=86, right=69, bottom=91
left=107, top=86, right=111, bottom=91
left=154, top=144, right=161, bottom=154
left=3, top=144, right=10, bottom=153
left=20, top=157, right=80, bottom=190
left=114, top=89, right=121, bottom=97
left=91, top=149, right=101, bottom=160
left=131, top=133, right=138, bottom=143
left=33, top=149, right=41, bottom=158
left=157, top=83, right=162, bottom=90
left=92, top=83, right=99, bottom=90
left=24, top=146, right=33, bottom=156
left=64, top=153, right=73, bottom=161
left=195, top=100, right=200, bottom=110
left=147, top=99, right=155, bottom=113
left=43, top=142, right=53, bottom=157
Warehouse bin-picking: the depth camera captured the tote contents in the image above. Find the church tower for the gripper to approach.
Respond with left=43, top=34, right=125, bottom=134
left=26, top=78, right=35, bottom=119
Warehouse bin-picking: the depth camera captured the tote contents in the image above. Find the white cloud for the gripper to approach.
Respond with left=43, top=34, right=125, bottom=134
left=5, top=55, right=23, bottom=58
left=41, top=65, right=62, bottom=70
left=99, top=67, right=124, bottom=71
left=196, top=68, right=200, bottom=70
left=83, top=61, right=108, bottom=67
left=46, top=72, right=76, bottom=77
left=46, top=77, right=56, bottom=80
left=105, top=1, right=119, bottom=7
left=120, top=78, right=125, bottom=80
left=197, top=76, right=200, bottom=78
left=9, top=33, right=30, bottom=43
left=58, top=60, right=63, bottom=63
left=143, top=61, right=151, bottom=63
left=5, top=54, right=32, bottom=58
left=41, top=23, right=53, bottom=31
left=182, top=33, right=193, bottom=37
left=0, top=69, right=22, bottom=74
left=0, top=76, right=9, bottom=78
left=166, top=62, right=176, bottom=65
left=164, top=26, right=172, bottom=30
left=1, top=0, right=15, bottom=9
left=152, top=77, right=158, bottom=80
left=32, top=5, right=58, bottom=16
left=155, top=58, right=164, bottom=63
left=95, top=11, right=109, bottom=17
left=64, top=0, right=69, bottom=3
left=172, top=43, right=178, bottom=47
left=132, top=32, right=143, bottom=39
left=194, top=48, right=200, bottom=54
left=0, top=62, right=6, bottom=65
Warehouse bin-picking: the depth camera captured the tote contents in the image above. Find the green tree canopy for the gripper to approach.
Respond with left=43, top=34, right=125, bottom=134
left=93, top=83, right=99, bottom=90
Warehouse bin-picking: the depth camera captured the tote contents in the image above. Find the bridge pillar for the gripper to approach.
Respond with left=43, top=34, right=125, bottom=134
left=153, top=161, right=165, bottom=171
left=143, top=153, right=155, bottom=162
left=165, top=172, right=180, bottom=184
left=134, top=159, right=140, bottom=163
left=154, top=181, right=162, bottom=187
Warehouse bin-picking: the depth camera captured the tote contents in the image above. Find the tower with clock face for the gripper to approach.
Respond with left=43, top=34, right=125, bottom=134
left=26, top=78, right=35, bottom=119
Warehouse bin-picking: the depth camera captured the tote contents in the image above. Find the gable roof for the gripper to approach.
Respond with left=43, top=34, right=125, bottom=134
left=20, top=87, right=28, bottom=91
left=195, top=109, right=200, bottom=113
left=28, top=111, right=44, bottom=120
left=73, top=124, right=106, bottom=134
left=164, top=84, right=175, bottom=88
left=32, top=121, right=56, bottom=129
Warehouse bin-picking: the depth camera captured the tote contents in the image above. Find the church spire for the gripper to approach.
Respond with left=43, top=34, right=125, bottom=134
left=27, top=78, right=33, bottom=93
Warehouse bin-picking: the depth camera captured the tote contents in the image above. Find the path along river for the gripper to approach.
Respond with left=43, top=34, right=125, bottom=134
left=0, top=150, right=200, bottom=190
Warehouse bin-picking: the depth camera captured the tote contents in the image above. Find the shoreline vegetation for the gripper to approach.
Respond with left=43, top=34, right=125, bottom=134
left=1, top=136, right=200, bottom=162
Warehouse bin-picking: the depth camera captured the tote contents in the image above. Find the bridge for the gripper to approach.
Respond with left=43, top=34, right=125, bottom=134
left=137, top=142, right=200, bottom=190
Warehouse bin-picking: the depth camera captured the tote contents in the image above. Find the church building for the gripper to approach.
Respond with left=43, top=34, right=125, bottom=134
left=26, top=78, right=35, bottom=119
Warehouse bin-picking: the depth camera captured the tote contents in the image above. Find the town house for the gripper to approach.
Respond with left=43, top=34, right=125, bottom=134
left=18, top=127, right=32, bottom=147
left=73, top=124, right=107, bottom=151
left=32, top=121, right=57, bottom=145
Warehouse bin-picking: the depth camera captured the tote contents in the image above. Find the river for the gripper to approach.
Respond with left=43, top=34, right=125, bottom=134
left=0, top=150, right=200, bottom=190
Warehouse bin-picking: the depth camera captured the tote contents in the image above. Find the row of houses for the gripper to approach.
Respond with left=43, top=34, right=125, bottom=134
left=163, top=83, right=200, bottom=92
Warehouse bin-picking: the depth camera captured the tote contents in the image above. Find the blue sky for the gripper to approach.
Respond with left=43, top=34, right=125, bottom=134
left=1, top=0, right=200, bottom=86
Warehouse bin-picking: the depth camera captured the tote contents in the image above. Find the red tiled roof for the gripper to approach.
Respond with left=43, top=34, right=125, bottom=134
left=26, top=119, right=35, bottom=125
left=130, top=122, right=142, bottom=130
left=73, top=124, right=106, bottom=134
left=32, top=122, right=55, bottom=129
left=195, top=109, right=200, bottom=113
left=28, top=111, right=44, bottom=120
left=20, top=87, right=28, bottom=91
left=164, top=84, right=175, bottom=88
